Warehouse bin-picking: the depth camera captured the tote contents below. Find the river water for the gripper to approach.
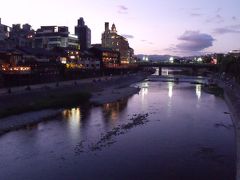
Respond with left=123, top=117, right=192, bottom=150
left=0, top=76, right=235, bottom=180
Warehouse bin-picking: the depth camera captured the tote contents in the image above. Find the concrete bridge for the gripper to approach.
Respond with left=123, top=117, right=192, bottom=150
left=138, top=62, right=219, bottom=75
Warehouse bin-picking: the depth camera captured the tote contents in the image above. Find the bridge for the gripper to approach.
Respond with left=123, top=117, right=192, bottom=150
left=138, top=62, right=219, bottom=75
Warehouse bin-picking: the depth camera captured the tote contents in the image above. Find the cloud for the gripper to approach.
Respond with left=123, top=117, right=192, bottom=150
left=177, top=31, right=215, bottom=51
left=140, top=39, right=154, bottom=45
left=192, top=8, right=201, bottom=11
left=213, top=24, right=240, bottom=34
left=214, top=28, right=240, bottom=34
left=216, top=8, right=222, bottom=13
left=165, top=31, right=215, bottom=56
left=232, top=16, right=237, bottom=21
left=118, top=5, right=128, bottom=11
left=117, top=5, right=128, bottom=14
left=121, top=34, right=134, bottom=39
left=190, top=13, right=202, bottom=17
left=206, top=14, right=224, bottom=23
left=231, top=24, right=240, bottom=29
left=189, top=8, right=203, bottom=17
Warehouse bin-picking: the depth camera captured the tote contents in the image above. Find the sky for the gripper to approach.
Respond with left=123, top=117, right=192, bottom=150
left=1, top=0, right=240, bottom=56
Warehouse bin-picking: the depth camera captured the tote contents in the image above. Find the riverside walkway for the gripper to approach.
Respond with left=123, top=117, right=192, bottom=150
left=0, top=76, right=119, bottom=96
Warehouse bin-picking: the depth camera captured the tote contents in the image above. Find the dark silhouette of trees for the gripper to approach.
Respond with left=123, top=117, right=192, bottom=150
left=220, top=55, right=240, bottom=83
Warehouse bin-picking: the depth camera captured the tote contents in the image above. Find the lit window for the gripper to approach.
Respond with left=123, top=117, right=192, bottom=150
left=54, top=27, right=58, bottom=32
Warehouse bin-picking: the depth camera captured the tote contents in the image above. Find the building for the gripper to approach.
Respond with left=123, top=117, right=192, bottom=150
left=9, top=23, right=35, bottom=48
left=128, top=47, right=135, bottom=63
left=101, top=22, right=133, bottom=64
left=80, top=51, right=100, bottom=70
left=90, top=45, right=120, bottom=69
left=53, top=47, right=81, bottom=69
left=75, top=18, right=91, bottom=51
left=0, top=18, right=11, bottom=41
left=0, top=48, right=23, bottom=67
left=34, top=26, right=79, bottom=49
left=0, top=48, right=31, bottom=74
left=229, top=50, right=240, bottom=58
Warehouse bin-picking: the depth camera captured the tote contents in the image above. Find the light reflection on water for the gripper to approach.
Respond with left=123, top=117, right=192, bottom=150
left=196, top=84, right=202, bottom=100
left=141, top=82, right=149, bottom=101
left=168, top=81, right=174, bottom=98
left=0, top=79, right=235, bottom=180
left=102, top=99, right=128, bottom=123
left=63, top=108, right=81, bottom=139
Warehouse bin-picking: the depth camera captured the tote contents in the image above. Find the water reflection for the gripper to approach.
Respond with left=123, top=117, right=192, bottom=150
left=154, top=68, right=159, bottom=75
left=196, top=84, right=202, bottom=100
left=141, top=82, right=149, bottom=101
left=162, top=68, right=169, bottom=76
left=168, top=82, right=174, bottom=98
left=0, top=80, right=235, bottom=180
left=63, top=108, right=81, bottom=123
left=63, top=108, right=81, bottom=139
left=102, top=98, right=128, bottom=123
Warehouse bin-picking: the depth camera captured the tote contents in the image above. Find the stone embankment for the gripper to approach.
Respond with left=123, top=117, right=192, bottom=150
left=216, top=78, right=240, bottom=180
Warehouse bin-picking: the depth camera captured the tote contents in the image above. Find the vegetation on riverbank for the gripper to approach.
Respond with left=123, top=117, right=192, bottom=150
left=0, top=91, right=91, bottom=118
left=219, top=55, right=240, bottom=83
left=202, top=84, right=224, bottom=97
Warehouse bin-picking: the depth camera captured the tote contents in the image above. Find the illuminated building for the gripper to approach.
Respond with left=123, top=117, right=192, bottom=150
left=229, top=50, right=240, bottom=58
left=62, top=49, right=81, bottom=69
left=0, top=49, right=31, bottom=74
left=80, top=51, right=100, bottom=70
left=34, top=26, right=79, bottom=49
left=54, top=47, right=100, bottom=70
left=101, top=22, right=134, bottom=64
left=90, top=45, right=120, bottom=69
left=142, top=55, right=149, bottom=62
left=75, top=18, right=91, bottom=51
left=169, top=57, right=174, bottom=63
left=0, top=49, right=23, bottom=66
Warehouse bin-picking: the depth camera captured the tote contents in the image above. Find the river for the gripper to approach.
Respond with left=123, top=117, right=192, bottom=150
left=0, top=76, right=235, bottom=180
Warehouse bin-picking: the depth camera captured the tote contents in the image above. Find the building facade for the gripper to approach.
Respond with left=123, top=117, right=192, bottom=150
left=101, top=22, right=133, bottom=64
left=0, top=18, right=11, bottom=41
left=75, top=18, right=91, bottom=51
left=229, top=50, right=240, bottom=58
left=34, top=26, right=79, bottom=49
left=9, top=23, right=35, bottom=48
left=90, top=46, right=120, bottom=69
left=80, top=51, right=100, bottom=70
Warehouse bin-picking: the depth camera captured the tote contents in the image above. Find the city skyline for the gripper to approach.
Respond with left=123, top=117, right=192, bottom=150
left=1, top=0, right=240, bottom=56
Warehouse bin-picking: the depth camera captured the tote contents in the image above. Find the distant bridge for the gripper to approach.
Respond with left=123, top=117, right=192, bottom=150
left=138, top=62, right=219, bottom=75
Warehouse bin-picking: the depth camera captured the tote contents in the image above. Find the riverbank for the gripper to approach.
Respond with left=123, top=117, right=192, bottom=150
left=217, top=80, right=240, bottom=180
left=0, top=72, right=148, bottom=134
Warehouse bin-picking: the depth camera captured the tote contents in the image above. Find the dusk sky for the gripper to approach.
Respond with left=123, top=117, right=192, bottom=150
left=1, top=0, right=240, bottom=56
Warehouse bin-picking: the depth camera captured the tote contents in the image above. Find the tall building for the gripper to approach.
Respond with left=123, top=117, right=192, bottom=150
left=0, top=18, right=11, bottom=41
left=34, top=26, right=79, bottom=49
left=75, top=18, right=91, bottom=51
left=101, top=22, right=133, bottom=64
